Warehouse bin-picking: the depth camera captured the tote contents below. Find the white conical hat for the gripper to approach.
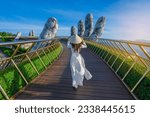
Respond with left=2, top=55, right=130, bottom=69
left=69, top=34, right=82, bottom=44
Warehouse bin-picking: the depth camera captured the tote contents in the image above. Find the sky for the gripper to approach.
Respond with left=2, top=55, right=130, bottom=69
left=0, top=0, right=150, bottom=40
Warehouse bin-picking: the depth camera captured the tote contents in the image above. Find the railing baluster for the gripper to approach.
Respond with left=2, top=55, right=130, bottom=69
left=109, top=42, right=120, bottom=67
left=0, top=39, right=62, bottom=100
left=116, top=42, right=135, bottom=73
left=105, top=41, right=116, bottom=63
left=26, top=54, right=40, bottom=75
left=103, top=40, right=112, bottom=60
left=131, top=69, right=149, bottom=92
left=0, top=85, right=9, bottom=100
left=86, top=38, right=150, bottom=100
left=11, top=59, right=28, bottom=84
left=35, top=51, right=47, bottom=69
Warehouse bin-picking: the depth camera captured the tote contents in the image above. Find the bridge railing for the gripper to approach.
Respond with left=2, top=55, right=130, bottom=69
left=86, top=38, right=150, bottom=99
left=0, top=39, right=63, bottom=99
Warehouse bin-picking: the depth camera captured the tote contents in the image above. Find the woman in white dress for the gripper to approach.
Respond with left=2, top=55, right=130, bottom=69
left=67, top=34, right=92, bottom=90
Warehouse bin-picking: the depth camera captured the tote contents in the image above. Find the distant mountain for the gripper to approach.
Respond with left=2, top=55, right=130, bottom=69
left=135, top=39, right=150, bottom=43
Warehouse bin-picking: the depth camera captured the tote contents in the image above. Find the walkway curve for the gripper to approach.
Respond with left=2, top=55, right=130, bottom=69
left=15, top=42, right=134, bottom=100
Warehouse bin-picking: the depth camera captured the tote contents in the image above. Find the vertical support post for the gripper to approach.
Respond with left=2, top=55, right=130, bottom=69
left=106, top=41, right=118, bottom=64
left=25, top=54, right=40, bottom=75
left=46, top=47, right=53, bottom=62
left=42, top=48, right=51, bottom=64
left=103, top=40, right=111, bottom=60
left=139, top=46, right=150, bottom=60
left=35, top=51, right=47, bottom=69
left=11, top=59, right=28, bottom=84
left=4, top=44, right=21, bottom=68
left=122, top=44, right=140, bottom=80
left=130, top=45, right=150, bottom=92
left=122, top=61, right=136, bottom=80
left=99, top=42, right=106, bottom=56
left=115, top=42, right=134, bottom=73
left=0, top=85, right=9, bottom=100
left=131, top=69, right=149, bottom=92
left=51, top=44, right=57, bottom=59
left=101, top=41, right=108, bottom=58
left=104, top=40, right=114, bottom=62
left=110, top=42, right=120, bottom=67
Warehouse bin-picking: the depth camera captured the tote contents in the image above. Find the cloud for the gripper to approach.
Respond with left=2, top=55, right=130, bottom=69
left=0, top=21, right=43, bottom=36
left=0, top=15, right=45, bottom=34
left=44, top=1, right=150, bottom=40
left=1, top=1, right=150, bottom=40
left=101, top=0, right=150, bottom=40
left=0, top=21, right=70, bottom=36
left=0, top=21, right=42, bottom=30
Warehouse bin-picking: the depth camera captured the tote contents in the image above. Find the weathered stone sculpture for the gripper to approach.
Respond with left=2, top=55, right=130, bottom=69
left=71, top=26, right=77, bottom=36
left=14, top=32, right=21, bottom=41
left=84, top=13, right=93, bottom=37
left=78, top=20, right=85, bottom=37
left=90, top=16, right=106, bottom=39
left=32, top=17, right=58, bottom=50
left=32, top=30, right=35, bottom=36
left=39, top=17, right=58, bottom=39
left=29, top=31, right=32, bottom=36
left=29, top=30, right=35, bottom=36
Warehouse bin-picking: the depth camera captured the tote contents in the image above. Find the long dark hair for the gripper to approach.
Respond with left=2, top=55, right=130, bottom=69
left=71, top=41, right=83, bottom=52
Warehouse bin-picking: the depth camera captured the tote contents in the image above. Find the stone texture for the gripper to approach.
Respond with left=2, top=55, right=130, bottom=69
left=78, top=20, right=85, bottom=37
left=32, top=17, right=58, bottom=50
left=29, top=30, right=35, bottom=36
left=39, top=17, right=58, bottom=39
left=84, top=13, right=93, bottom=37
left=71, top=26, right=77, bottom=36
left=14, top=32, right=21, bottom=41
left=90, top=16, right=106, bottom=40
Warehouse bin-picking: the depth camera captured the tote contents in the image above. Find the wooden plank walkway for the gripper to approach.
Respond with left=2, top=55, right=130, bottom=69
left=15, top=43, right=134, bottom=100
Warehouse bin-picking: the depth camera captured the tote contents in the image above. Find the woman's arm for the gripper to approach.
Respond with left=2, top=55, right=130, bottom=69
left=81, top=41, right=87, bottom=48
left=67, top=41, right=72, bottom=48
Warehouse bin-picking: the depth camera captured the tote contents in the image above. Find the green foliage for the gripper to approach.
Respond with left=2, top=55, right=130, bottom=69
left=0, top=46, right=28, bottom=57
left=0, top=32, right=15, bottom=42
left=88, top=43, right=150, bottom=99
left=1, top=37, right=14, bottom=42
left=0, top=66, right=26, bottom=99
left=0, top=32, right=15, bottom=36
left=0, top=46, right=62, bottom=99
left=0, top=47, right=14, bottom=56
left=134, top=72, right=150, bottom=99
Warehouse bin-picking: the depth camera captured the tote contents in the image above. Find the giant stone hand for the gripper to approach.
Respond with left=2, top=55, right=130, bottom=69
left=39, top=17, right=58, bottom=39
left=78, top=20, right=85, bottom=37
left=84, top=13, right=93, bottom=37
left=71, top=26, right=77, bottom=36
left=90, top=16, right=106, bottom=40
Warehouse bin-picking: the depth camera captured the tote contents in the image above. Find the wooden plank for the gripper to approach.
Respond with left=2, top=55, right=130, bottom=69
left=15, top=43, right=134, bottom=100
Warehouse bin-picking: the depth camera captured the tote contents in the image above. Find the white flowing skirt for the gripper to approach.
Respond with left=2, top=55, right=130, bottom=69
left=70, top=52, right=92, bottom=88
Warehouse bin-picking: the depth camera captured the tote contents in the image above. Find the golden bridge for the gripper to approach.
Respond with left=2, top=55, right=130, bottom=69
left=0, top=37, right=150, bottom=100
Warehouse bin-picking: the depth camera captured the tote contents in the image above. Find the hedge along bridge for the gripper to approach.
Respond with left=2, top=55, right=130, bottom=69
left=0, top=37, right=149, bottom=100
left=0, top=39, right=62, bottom=99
